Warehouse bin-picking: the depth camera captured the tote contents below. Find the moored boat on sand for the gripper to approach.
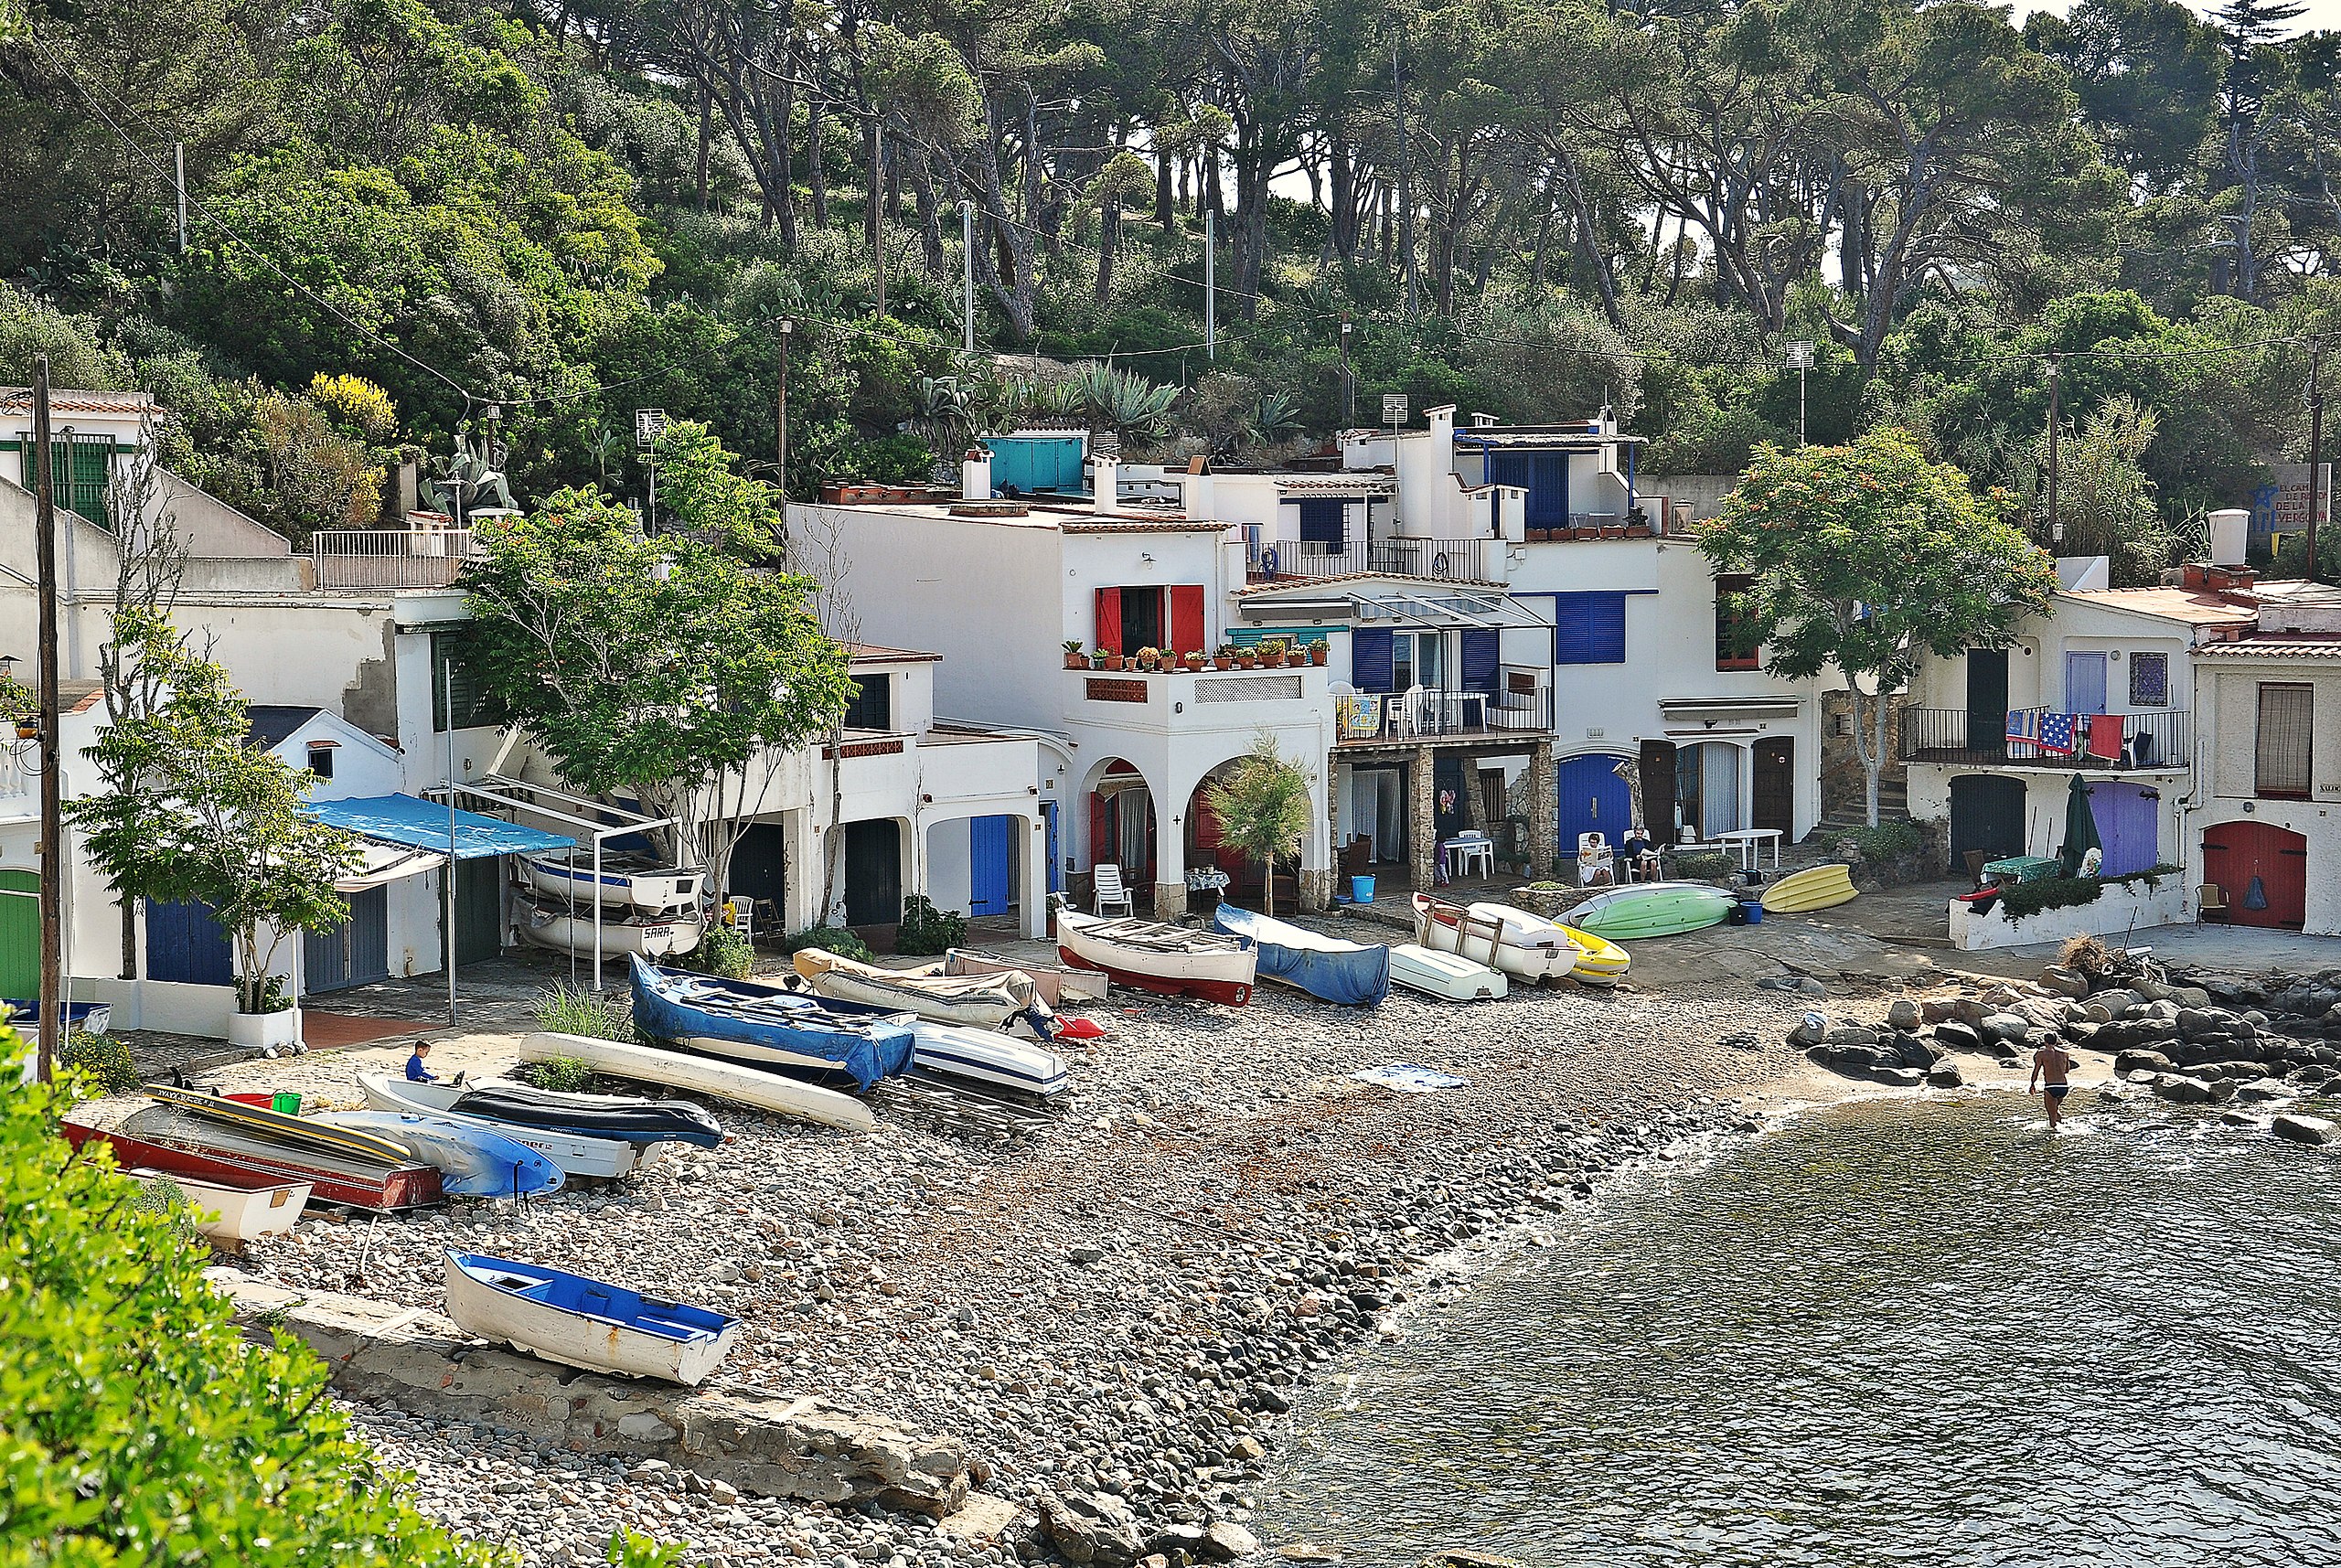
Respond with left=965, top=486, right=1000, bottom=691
left=444, top=1251, right=740, bottom=1386
left=69, top=1109, right=444, bottom=1211
left=1055, top=909, right=1256, bottom=1006
left=1563, top=881, right=1734, bottom=941
left=1212, top=905, right=1390, bottom=1006
left=793, top=945, right=1059, bottom=1037
left=314, top=1110, right=565, bottom=1200
left=630, top=956, right=914, bottom=1091
left=358, top=1073, right=649, bottom=1180
left=520, top=902, right=704, bottom=959
left=520, top=1031, right=875, bottom=1133
left=1387, top=943, right=1508, bottom=1001
left=123, top=1166, right=311, bottom=1244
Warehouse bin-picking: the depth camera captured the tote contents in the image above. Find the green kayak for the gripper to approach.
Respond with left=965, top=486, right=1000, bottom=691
left=1566, top=881, right=1735, bottom=941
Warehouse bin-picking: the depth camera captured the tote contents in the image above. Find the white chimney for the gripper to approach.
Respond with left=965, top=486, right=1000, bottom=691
left=1092, top=453, right=1119, bottom=512
left=2207, top=507, right=2250, bottom=568
left=961, top=446, right=992, bottom=501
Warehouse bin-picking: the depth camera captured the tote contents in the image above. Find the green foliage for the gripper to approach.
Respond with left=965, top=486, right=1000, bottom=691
left=1996, top=875, right=2109, bottom=919
left=605, top=1527, right=689, bottom=1567
left=783, top=924, right=875, bottom=962
left=1202, top=735, right=1316, bottom=917
left=1672, top=850, right=1733, bottom=880
left=58, top=1029, right=140, bottom=1094
left=679, top=923, right=755, bottom=980
left=531, top=984, right=636, bottom=1045
left=894, top=895, right=967, bottom=957
left=1841, top=819, right=1929, bottom=865
left=652, top=420, right=783, bottom=558
left=0, top=1022, right=507, bottom=1565
left=528, top=1053, right=601, bottom=1093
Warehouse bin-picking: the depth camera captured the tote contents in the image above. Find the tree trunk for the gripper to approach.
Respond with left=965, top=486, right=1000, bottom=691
left=1263, top=853, right=1274, bottom=918
left=1096, top=200, right=1118, bottom=306
left=1156, top=148, right=1174, bottom=235
left=911, top=148, right=946, bottom=276
left=120, top=898, right=136, bottom=981
left=809, top=101, right=829, bottom=227
left=696, top=84, right=711, bottom=212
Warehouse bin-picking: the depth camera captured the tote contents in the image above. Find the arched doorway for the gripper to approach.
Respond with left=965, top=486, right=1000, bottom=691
left=2204, top=821, right=2307, bottom=930
left=1557, top=752, right=1633, bottom=857
left=1949, top=775, right=2026, bottom=869
left=1089, top=760, right=1156, bottom=887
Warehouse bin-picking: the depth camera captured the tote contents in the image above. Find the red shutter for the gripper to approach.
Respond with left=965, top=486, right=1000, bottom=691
left=1169, top=584, right=1206, bottom=656
left=1095, top=587, right=1122, bottom=654
left=1089, top=792, right=1111, bottom=869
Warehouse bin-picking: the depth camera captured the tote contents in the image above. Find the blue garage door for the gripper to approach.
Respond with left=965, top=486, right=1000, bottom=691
left=1559, top=753, right=1634, bottom=858
left=969, top=816, right=1014, bottom=917
left=145, top=899, right=235, bottom=987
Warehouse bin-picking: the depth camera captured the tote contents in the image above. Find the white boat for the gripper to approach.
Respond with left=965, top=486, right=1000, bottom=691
left=793, top=946, right=1058, bottom=1035
left=1388, top=943, right=1509, bottom=1001
left=1412, top=893, right=1577, bottom=984
left=358, top=1072, right=648, bottom=1180
left=520, top=854, right=702, bottom=913
left=519, top=902, right=704, bottom=959
left=126, top=1167, right=310, bottom=1245
left=520, top=1031, right=875, bottom=1134
left=946, top=947, right=1110, bottom=1007
left=1055, top=909, right=1256, bottom=1006
left=905, top=1019, right=1068, bottom=1098
left=444, top=1251, right=740, bottom=1386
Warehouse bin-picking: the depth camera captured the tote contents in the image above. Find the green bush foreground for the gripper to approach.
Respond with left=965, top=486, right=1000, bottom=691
left=0, top=1024, right=685, bottom=1565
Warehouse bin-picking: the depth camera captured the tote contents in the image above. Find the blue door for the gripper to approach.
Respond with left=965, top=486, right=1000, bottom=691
left=2091, top=781, right=2159, bottom=877
left=145, top=899, right=235, bottom=987
left=1558, top=753, right=1634, bottom=858
left=969, top=816, right=1013, bottom=917
left=2066, top=652, right=2108, bottom=715
left=306, top=885, right=390, bottom=994
left=1042, top=801, right=1062, bottom=894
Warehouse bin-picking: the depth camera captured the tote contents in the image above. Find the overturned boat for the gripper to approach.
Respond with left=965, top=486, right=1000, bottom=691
left=70, top=1107, right=444, bottom=1211
left=519, top=853, right=702, bottom=912
left=521, top=1031, right=874, bottom=1134
left=358, top=1073, right=660, bottom=1180
left=1212, top=905, right=1390, bottom=1007
left=314, top=1109, right=565, bottom=1200
left=630, top=956, right=914, bottom=1091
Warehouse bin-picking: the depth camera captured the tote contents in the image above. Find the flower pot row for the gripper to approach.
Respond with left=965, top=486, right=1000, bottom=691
left=1525, top=525, right=1654, bottom=542
left=1064, top=645, right=1330, bottom=671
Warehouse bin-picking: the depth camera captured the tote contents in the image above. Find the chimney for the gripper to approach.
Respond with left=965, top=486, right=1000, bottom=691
left=1092, top=451, right=1119, bottom=512
left=2207, top=507, right=2250, bottom=568
left=961, top=446, right=992, bottom=501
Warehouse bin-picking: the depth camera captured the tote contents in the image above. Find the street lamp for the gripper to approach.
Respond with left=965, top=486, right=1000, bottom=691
left=1785, top=340, right=1814, bottom=446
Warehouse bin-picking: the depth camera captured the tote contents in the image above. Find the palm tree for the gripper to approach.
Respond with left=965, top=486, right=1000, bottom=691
left=1201, top=735, right=1315, bottom=916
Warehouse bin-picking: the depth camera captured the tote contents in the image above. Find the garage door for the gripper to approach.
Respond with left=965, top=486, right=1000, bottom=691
left=1558, top=753, right=1633, bottom=857
left=145, top=898, right=235, bottom=987
left=1949, top=775, right=2027, bottom=869
left=2203, top=821, right=2308, bottom=931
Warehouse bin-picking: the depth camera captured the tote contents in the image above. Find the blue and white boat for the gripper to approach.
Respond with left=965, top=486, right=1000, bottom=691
left=520, top=853, right=702, bottom=912
left=1213, top=905, right=1392, bottom=1007
left=630, top=956, right=914, bottom=1092
left=444, top=1251, right=741, bottom=1386
left=3, top=998, right=113, bottom=1040
left=315, top=1110, right=565, bottom=1200
left=780, top=985, right=1070, bottom=1099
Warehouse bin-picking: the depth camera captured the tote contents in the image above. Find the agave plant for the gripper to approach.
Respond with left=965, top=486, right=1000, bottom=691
left=422, top=425, right=517, bottom=520
left=1246, top=389, right=1302, bottom=448
left=1066, top=360, right=1180, bottom=445
left=913, top=375, right=979, bottom=454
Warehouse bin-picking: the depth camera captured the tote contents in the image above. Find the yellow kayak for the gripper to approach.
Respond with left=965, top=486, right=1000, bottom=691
left=1759, top=862, right=1859, bottom=913
left=1561, top=924, right=1630, bottom=986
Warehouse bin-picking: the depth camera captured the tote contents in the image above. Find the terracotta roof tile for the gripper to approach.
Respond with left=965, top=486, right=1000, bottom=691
left=845, top=643, right=943, bottom=664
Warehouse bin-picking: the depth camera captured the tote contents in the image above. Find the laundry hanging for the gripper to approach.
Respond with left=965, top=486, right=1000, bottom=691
left=2243, top=875, right=2270, bottom=912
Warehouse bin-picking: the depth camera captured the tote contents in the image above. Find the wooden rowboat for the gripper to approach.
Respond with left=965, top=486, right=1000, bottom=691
left=444, top=1251, right=741, bottom=1386
left=945, top=947, right=1109, bottom=1007
left=67, top=1112, right=444, bottom=1211
left=124, top=1166, right=311, bottom=1244
left=1055, top=909, right=1256, bottom=1007
left=792, top=946, right=1058, bottom=1035
left=520, top=903, right=704, bottom=959
left=519, top=854, right=702, bottom=912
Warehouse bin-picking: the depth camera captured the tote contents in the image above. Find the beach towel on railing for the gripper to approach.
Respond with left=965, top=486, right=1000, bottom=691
left=1212, top=904, right=1391, bottom=1007
left=2086, top=713, right=2125, bottom=761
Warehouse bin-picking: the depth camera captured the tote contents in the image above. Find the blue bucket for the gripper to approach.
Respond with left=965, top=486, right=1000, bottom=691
left=1352, top=874, right=1377, bottom=904
left=1739, top=899, right=1765, bottom=925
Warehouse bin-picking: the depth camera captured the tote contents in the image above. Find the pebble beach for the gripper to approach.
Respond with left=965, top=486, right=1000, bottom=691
left=174, top=970, right=1826, bottom=1568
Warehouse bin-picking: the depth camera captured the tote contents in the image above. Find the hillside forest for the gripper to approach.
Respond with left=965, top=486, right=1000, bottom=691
left=5, top=0, right=2341, bottom=581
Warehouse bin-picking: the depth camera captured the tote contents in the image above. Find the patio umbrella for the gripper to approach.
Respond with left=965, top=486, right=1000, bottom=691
left=2057, top=774, right=2102, bottom=878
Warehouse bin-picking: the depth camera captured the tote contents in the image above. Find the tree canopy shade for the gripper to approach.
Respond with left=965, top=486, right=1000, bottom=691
left=1202, top=734, right=1316, bottom=916
left=459, top=487, right=852, bottom=901
left=1700, top=430, right=2058, bottom=824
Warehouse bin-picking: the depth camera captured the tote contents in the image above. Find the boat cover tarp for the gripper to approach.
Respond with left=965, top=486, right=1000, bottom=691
left=452, top=1084, right=725, bottom=1148
left=304, top=794, right=577, bottom=859
left=630, top=956, right=914, bottom=1091
left=1213, top=905, right=1391, bottom=1006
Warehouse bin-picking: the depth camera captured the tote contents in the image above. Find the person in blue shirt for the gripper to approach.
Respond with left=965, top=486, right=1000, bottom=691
left=405, top=1042, right=438, bottom=1083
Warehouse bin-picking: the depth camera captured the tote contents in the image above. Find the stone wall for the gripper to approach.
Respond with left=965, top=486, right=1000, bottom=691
left=1818, top=689, right=1908, bottom=820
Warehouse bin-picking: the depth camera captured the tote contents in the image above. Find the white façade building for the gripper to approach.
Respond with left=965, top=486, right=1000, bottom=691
left=1896, top=564, right=2251, bottom=883
left=793, top=464, right=1337, bottom=917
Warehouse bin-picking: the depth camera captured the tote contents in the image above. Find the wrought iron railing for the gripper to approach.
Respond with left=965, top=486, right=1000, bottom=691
left=312, top=528, right=482, bottom=590
left=1335, top=683, right=1553, bottom=743
left=1899, top=707, right=2192, bottom=768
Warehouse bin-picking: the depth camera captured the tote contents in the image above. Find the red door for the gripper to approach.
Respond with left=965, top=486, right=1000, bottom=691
left=2203, top=821, right=2308, bottom=930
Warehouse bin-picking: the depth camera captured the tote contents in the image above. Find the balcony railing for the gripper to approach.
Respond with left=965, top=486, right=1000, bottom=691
left=312, top=528, right=481, bottom=590
left=1335, top=683, right=1553, bottom=744
left=1245, top=531, right=1482, bottom=582
left=1900, top=707, right=2192, bottom=769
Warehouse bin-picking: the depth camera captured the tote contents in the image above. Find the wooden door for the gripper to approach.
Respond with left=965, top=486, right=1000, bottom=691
left=1949, top=775, right=2027, bottom=868
left=843, top=821, right=903, bottom=927
left=2065, top=652, right=2108, bottom=715
left=309, top=885, right=392, bottom=993
left=1753, top=737, right=1795, bottom=836
left=1557, top=753, right=1633, bottom=856
left=454, top=859, right=500, bottom=965
left=0, top=870, right=37, bottom=999
left=144, top=899, right=235, bottom=987
left=968, top=816, right=1013, bottom=917
left=2203, top=821, right=2307, bottom=930
left=1638, top=739, right=1678, bottom=845
left=1965, top=649, right=2009, bottom=753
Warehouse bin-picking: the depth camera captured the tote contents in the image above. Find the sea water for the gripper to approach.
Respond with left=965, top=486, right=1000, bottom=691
left=1261, top=1093, right=2341, bottom=1567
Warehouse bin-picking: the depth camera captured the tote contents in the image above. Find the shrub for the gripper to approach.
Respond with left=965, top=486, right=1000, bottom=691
left=529, top=1054, right=598, bottom=1093
left=1840, top=818, right=1927, bottom=865
left=59, top=1029, right=140, bottom=1094
left=532, top=982, right=636, bottom=1043
left=894, top=894, right=967, bottom=956
left=1673, top=849, right=1733, bottom=880
left=783, top=924, right=875, bottom=962
left=0, top=1023, right=505, bottom=1566
left=680, top=923, right=754, bottom=980
left=1996, top=875, right=2104, bottom=919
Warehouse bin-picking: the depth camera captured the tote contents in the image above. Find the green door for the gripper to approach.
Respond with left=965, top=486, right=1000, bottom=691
left=454, top=858, right=503, bottom=965
left=0, top=870, right=39, bottom=1000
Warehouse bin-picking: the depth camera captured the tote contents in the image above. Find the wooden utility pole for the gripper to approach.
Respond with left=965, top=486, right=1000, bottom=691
left=31, top=357, right=63, bottom=1083
left=2309, top=336, right=2325, bottom=583
left=775, top=318, right=795, bottom=496
left=2046, top=356, right=2063, bottom=548
left=868, top=121, right=887, bottom=319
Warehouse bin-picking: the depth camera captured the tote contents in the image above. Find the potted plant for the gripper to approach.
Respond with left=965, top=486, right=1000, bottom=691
left=1213, top=645, right=1235, bottom=670
left=1102, top=648, right=1125, bottom=671
left=1526, top=528, right=1551, bottom=542
left=1064, top=640, right=1087, bottom=669
left=1623, top=522, right=1652, bottom=539
left=1135, top=645, right=1162, bottom=672
left=1260, top=640, right=1288, bottom=667
left=1236, top=646, right=1260, bottom=669
left=1184, top=650, right=1206, bottom=671
left=1308, top=637, right=1330, bottom=667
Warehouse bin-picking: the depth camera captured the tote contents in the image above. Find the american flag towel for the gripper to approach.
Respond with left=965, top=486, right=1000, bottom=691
left=2036, top=711, right=2078, bottom=755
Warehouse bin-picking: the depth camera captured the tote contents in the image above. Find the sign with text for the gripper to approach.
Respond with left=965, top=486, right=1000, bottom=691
left=2251, top=462, right=2331, bottom=534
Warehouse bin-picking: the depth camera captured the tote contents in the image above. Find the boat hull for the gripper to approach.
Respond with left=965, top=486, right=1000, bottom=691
left=632, top=957, right=914, bottom=1091
left=522, top=906, right=704, bottom=959
left=444, top=1252, right=739, bottom=1386
left=358, top=1074, right=640, bottom=1179
left=315, top=1111, right=565, bottom=1200
left=1055, top=910, right=1256, bottom=1006
left=793, top=948, right=1054, bottom=1035
left=521, top=856, right=702, bottom=912
left=3, top=999, right=112, bottom=1039
left=1411, top=895, right=1577, bottom=983
left=71, top=1115, right=442, bottom=1211
left=124, top=1166, right=310, bottom=1243
left=945, top=948, right=1109, bottom=1007
left=1464, top=902, right=1630, bottom=987
left=1760, top=863, right=1859, bottom=914
left=1211, top=905, right=1391, bottom=1006
left=148, top=1083, right=418, bottom=1166
left=1565, top=881, right=1736, bottom=941
left=522, top=1032, right=875, bottom=1134
left=1387, top=943, right=1508, bottom=1001
left=380, top=1075, right=723, bottom=1150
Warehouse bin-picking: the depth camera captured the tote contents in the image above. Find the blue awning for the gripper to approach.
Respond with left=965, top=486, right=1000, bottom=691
left=305, top=794, right=577, bottom=859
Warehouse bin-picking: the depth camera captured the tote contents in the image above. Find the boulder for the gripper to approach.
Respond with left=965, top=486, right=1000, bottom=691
left=1886, top=998, right=1922, bottom=1030
left=2154, top=1076, right=2216, bottom=1104
left=1045, top=1492, right=1147, bottom=1568
left=1826, top=1025, right=1881, bottom=1050
left=2038, top=965, right=2090, bottom=998
left=1788, top=1012, right=1828, bottom=1047
left=1200, top=1523, right=1263, bottom=1563
left=1870, top=1065, right=1926, bottom=1088
left=2272, top=1114, right=2340, bottom=1147
left=2235, top=1079, right=2295, bottom=1104
left=1932, top=1020, right=1983, bottom=1052
left=1980, top=1013, right=2031, bottom=1045
left=2094, top=988, right=2143, bottom=1017
left=1925, top=1062, right=1965, bottom=1089
left=2113, top=1049, right=2175, bottom=1077
left=1887, top=1032, right=1937, bottom=1067
left=1919, top=997, right=1959, bottom=1025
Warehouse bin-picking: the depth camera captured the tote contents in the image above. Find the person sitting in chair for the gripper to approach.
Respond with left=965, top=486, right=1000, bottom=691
left=1620, top=824, right=1661, bottom=883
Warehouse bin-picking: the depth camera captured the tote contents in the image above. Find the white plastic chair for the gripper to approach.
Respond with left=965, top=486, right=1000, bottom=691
left=1577, top=831, right=1615, bottom=887
left=1092, top=862, right=1135, bottom=917
left=1392, top=685, right=1430, bottom=738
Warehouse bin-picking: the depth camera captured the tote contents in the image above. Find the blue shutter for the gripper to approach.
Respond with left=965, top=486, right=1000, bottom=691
left=1297, top=498, right=1346, bottom=548
left=1460, top=629, right=1501, bottom=692
left=1352, top=627, right=1395, bottom=691
left=1553, top=592, right=1627, bottom=665
left=1491, top=453, right=1535, bottom=524
left=1535, top=452, right=1570, bottom=527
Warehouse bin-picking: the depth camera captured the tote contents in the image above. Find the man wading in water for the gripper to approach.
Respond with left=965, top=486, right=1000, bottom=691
left=2029, top=1040, right=2075, bottom=1129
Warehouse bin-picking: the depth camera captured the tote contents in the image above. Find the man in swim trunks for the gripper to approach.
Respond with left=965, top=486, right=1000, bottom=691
left=2029, top=1039, right=2075, bottom=1128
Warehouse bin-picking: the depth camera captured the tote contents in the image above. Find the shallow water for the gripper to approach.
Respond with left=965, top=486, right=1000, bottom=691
left=1261, top=1093, right=2341, bottom=1567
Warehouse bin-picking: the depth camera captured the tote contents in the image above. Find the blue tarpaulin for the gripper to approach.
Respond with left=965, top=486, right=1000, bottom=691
left=1213, top=904, right=1392, bottom=1006
left=304, top=794, right=576, bottom=859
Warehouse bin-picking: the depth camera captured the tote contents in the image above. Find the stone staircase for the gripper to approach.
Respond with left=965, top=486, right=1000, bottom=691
left=1818, top=776, right=1909, bottom=836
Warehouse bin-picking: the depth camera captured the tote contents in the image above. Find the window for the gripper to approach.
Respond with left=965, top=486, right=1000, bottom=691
left=305, top=741, right=336, bottom=780
left=1391, top=631, right=1446, bottom=692
left=1715, top=575, right=1760, bottom=670
left=2256, top=682, right=2314, bottom=798
left=841, top=674, right=893, bottom=731
left=430, top=631, right=489, bottom=733
left=2129, top=652, right=2169, bottom=708
left=1296, top=498, right=1347, bottom=551
left=1553, top=592, right=1627, bottom=665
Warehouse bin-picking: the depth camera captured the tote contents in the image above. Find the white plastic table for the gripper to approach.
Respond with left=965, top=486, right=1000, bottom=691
left=1442, top=834, right=1495, bottom=880
left=1713, top=827, right=1783, bottom=871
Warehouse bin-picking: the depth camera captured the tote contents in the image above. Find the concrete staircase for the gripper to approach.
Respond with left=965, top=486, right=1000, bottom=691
left=1818, top=776, right=1909, bottom=835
